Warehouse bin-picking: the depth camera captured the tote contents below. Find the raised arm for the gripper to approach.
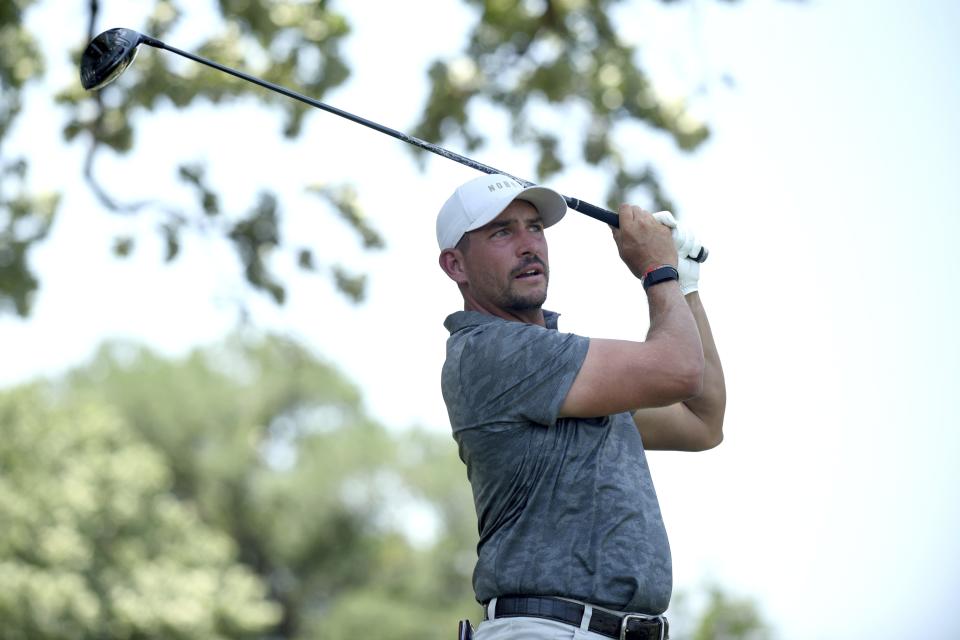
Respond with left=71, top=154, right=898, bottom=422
left=633, top=215, right=725, bottom=451
left=633, top=291, right=725, bottom=451
left=559, top=205, right=705, bottom=418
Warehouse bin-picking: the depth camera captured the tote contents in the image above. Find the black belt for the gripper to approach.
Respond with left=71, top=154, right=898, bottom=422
left=488, top=595, right=668, bottom=640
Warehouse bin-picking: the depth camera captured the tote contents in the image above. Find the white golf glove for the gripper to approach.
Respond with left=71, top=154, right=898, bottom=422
left=652, top=211, right=701, bottom=296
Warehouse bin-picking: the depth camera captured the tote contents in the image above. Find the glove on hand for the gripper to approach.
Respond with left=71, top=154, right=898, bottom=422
left=652, top=211, right=701, bottom=296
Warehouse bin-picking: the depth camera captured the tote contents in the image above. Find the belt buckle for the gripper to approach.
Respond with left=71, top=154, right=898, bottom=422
left=619, top=614, right=666, bottom=640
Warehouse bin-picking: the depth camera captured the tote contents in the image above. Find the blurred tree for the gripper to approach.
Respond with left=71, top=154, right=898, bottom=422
left=689, top=585, right=773, bottom=640
left=0, top=334, right=775, bottom=638
left=2, top=0, right=383, bottom=318
left=411, top=0, right=731, bottom=213
left=61, top=334, right=480, bottom=638
left=0, top=0, right=59, bottom=317
left=1, top=0, right=801, bottom=318
left=0, top=385, right=281, bottom=639
left=667, top=583, right=774, bottom=640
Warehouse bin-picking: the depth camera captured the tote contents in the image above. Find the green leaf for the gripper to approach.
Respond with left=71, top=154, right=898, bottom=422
left=113, top=236, right=134, bottom=258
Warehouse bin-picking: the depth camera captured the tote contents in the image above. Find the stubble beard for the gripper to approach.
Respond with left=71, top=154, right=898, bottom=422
left=501, top=270, right=549, bottom=312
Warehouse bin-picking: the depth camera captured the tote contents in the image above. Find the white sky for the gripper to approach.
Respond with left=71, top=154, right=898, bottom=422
left=3, top=0, right=959, bottom=638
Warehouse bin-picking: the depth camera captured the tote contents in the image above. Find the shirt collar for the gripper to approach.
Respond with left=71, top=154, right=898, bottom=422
left=444, top=309, right=561, bottom=334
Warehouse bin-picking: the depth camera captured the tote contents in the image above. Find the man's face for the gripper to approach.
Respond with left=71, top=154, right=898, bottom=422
left=458, top=200, right=549, bottom=314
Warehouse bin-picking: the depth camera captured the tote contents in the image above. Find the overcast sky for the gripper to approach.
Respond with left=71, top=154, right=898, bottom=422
left=3, top=1, right=959, bottom=638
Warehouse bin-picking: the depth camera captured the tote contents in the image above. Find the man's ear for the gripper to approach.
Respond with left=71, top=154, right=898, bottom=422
left=439, top=249, right=468, bottom=285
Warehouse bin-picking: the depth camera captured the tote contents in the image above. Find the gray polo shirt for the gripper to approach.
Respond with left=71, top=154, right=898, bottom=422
left=442, top=310, right=672, bottom=614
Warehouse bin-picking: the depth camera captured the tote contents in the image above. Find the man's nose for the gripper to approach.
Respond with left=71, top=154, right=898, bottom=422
left=515, top=228, right=542, bottom=256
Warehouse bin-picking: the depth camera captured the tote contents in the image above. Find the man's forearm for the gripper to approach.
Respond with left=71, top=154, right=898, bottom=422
left=681, top=291, right=726, bottom=431
left=644, top=281, right=705, bottom=395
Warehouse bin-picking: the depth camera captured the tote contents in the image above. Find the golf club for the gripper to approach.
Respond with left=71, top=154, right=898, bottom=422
left=81, top=27, right=708, bottom=262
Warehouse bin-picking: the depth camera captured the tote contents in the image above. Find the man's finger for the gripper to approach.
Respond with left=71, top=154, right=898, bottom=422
left=652, top=211, right=677, bottom=229
left=676, top=228, right=697, bottom=258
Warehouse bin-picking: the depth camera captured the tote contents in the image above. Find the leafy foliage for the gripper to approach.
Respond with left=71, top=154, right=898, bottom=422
left=1, top=0, right=382, bottom=317
left=59, top=334, right=480, bottom=638
left=0, top=386, right=281, bottom=639
left=0, top=0, right=57, bottom=316
left=411, top=0, right=715, bottom=212
left=1, top=333, right=773, bottom=637
left=3, top=0, right=807, bottom=318
left=0, top=0, right=729, bottom=318
left=667, top=584, right=775, bottom=640
left=691, top=585, right=774, bottom=640
left=3, top=0, right=806, bottom=317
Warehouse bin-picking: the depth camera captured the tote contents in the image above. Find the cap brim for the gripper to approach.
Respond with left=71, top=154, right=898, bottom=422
left=515, top=186, right=568, bottom=229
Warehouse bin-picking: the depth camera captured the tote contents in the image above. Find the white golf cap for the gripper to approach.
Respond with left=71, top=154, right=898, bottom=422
left=436, top=174, right=568, bottom=250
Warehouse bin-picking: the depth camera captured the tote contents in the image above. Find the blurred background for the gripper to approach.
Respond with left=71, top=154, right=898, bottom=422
left=1, top=0, right=959, bottom=638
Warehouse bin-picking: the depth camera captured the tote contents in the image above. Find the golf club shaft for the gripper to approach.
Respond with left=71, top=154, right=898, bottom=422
left=150, top=38, right=599, bottom=215
left=142, top=35, right=706, bottom=261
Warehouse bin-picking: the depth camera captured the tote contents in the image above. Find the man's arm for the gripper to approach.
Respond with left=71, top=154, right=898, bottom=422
left=559, top=206, right=705, bottom=418
left=633, top=291, right=726, bottom=451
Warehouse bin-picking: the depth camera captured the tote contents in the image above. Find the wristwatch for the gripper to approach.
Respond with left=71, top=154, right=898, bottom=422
left=642, top=265, right=680, bottom=291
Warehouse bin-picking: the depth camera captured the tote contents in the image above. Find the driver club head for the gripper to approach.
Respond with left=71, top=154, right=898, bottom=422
left=80, top=28, right=145, bottom=90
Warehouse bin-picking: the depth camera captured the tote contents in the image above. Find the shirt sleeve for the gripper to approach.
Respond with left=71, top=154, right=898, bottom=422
left=455, top=321, right=590, bottom=428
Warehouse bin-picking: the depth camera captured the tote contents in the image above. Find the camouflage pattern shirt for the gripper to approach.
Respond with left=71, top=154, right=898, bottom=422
left=441, top=310, right=672, bottom=614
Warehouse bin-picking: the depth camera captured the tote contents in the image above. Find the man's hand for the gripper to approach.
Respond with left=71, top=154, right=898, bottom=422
left=653, top=211, right=701, bottom=296
left=612, top=205, right=678, bottom=280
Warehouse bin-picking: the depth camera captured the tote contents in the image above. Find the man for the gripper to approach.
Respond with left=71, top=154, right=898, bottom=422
left=438, top=173, right=725, bottom=640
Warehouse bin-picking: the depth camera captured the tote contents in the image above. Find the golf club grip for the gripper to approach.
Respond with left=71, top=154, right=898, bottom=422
left=565, top=197, right=619, bottom=227
left=566, top=197, right=709, bottom=263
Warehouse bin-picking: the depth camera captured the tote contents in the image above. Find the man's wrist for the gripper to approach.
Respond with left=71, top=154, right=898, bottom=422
left=642, top=264, right=680, bottom=291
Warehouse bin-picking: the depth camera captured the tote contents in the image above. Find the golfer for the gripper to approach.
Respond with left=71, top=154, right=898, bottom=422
left=437, top=174, right=726, bottom=640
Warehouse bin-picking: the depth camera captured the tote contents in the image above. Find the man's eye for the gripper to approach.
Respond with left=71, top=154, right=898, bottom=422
left=492, top=229, right=509, bottom=237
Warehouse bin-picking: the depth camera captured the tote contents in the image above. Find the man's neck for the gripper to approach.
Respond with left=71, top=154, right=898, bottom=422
left=463, top=299, right=545, bottom=327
